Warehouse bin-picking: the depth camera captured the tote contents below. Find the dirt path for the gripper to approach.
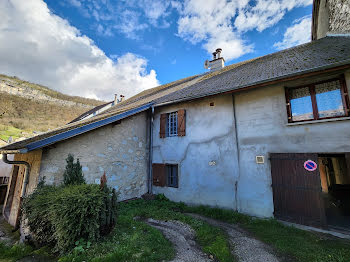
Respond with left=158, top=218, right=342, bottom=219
left=187, top=214, right=283, bottom=262
left=145, top=218, right=213, bottom=262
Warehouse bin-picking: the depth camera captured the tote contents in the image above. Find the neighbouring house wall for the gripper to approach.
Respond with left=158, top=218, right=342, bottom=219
left=5, top=150, right=42, bottom=227
left=152, top=95, right=239, bottom=210
left=316, top=0, right=329, bottom=39
left=314, top=0, right=350, bottom=40
left=39, top=112, right=149, bottom=201
left=328, top=0, right=350, bottom=34
left=234, top=70, right=350, bottom=218
left=0, top=154, right=13, bottom=177
left=0, top=154, right=13, bottom=206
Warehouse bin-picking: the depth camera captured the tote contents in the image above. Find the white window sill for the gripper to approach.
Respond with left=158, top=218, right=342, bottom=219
left=286, top=116, right=350, bottom=126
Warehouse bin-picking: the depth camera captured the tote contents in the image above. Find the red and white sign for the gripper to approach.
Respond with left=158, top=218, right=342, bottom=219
left=304, top=160, right=317, bottom=171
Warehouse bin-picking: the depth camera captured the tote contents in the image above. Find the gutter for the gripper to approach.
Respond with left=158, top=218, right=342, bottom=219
left=154, top=59, right=350, bottom=108
left=2, top=153, right=31, bottom=198
left=148, top=106, right=154, bottom=193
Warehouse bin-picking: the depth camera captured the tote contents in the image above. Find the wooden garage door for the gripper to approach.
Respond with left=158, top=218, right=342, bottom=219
left=270, top=153, right=326, bottom=227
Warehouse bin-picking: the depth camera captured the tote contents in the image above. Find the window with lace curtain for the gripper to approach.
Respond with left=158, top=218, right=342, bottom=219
left=286, top=77, right=349, bottom=123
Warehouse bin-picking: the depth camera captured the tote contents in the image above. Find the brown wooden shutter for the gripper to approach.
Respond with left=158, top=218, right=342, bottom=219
left=152, top=163, right=166, bottom=187
left=159, top=113, right=167, bottom=138
left=177, top=109, right=186, bottom=136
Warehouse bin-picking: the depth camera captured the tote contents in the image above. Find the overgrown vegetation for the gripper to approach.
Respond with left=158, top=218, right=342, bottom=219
left=0, top=242, right=33, bottom=261
left=22, top=158, right=117, bottom=254
left=60, top=197, right=234, bottom=262
left=22, top=184, right=112, bottom=253
left=3, top=197, right=350, bottom=262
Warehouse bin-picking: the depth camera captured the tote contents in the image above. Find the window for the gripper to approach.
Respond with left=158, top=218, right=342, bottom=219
left=286, top=78, right=349, bottom=123
left=159, top=109, right=186, bottom=138
left=152, top=163, right=179, bottom=188
left=167, top=164, right=178, bottom=188
left=167, top=112, right=178, bottom=137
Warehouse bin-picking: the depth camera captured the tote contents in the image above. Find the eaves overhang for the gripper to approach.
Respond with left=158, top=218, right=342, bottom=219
left=0, top=103, right=153, bottom=154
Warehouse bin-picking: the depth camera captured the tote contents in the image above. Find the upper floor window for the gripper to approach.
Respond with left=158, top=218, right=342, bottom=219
left=167, top=112, right=178, bottom=137
left=159, top=109, right=186, bottom=138
left=286, top=78, right=349, bottom=123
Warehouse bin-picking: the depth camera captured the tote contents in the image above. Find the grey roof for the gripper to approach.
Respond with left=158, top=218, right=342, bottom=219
left=1, top=36, right=350, bottom=153
left=155, top=36, right=350, bottom=104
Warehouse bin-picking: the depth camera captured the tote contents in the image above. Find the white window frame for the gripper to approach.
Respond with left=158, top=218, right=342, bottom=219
left=167, top=112, right=178, bottom=137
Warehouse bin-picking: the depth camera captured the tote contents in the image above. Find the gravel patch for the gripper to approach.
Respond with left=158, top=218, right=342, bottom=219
left=187, top=214, right=282, bottom=262
left=146, top=218, right=213, bottom=262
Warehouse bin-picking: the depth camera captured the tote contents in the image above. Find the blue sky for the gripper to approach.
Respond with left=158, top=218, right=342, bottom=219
left=0, top=0, right=313, bottom=101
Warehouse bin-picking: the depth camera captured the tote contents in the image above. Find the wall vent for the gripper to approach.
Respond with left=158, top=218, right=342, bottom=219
left=256, top=156, right=265, bottom=164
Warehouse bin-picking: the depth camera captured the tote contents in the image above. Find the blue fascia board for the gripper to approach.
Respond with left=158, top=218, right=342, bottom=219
left=25, top=103, right=153, bottom=152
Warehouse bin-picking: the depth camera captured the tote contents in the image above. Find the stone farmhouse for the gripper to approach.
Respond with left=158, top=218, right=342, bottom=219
left=1, top=0, right=350, bottom=232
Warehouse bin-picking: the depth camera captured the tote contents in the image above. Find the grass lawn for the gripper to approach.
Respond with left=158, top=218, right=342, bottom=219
left=1, top=198, right=349, bottom=262
left=0, top=242, right=33, bottom=262
left=185, top=205, right=350, bottom=262
left=0, top=124, right=24, bottom=141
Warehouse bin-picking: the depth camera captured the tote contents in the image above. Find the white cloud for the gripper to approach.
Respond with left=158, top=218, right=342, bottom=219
left=66, top=0, right=173, bottom=39
left=0, top=0, right=159, bottom=101
left=273, top=16, right=312, bottom=50
left=115, top=10, right=149, bottom=40
left=234, top=0, right=312, bottom=32
left=177, top=0, right=252, bottom=61
left=176, top=0, right=312, bottom=61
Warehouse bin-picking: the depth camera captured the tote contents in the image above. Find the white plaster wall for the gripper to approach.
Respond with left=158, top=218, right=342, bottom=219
left=234, top=71, right=350, bottom=218
left=152, top=95, right=239, bottom=209
left=39, top=112, right=149, bottom=201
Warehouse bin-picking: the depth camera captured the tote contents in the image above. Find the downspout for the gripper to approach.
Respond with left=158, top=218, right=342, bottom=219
left=232, top=95, right=240, bottom=212
left=148, top=106, right=154, bottom=194
left=2, top=153, right=31, bottom=198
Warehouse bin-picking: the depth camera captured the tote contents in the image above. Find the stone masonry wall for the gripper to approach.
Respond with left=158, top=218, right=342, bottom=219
left=39, top=112, right=149, bottom=201
left=329, top=0, right=350, bottom=34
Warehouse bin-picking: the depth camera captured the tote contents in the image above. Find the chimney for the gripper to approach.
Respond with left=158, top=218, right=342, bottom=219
left=208, top=48, right=225, bottom=72
left=120, top=95, right=125, bottom=102
left=114, top=94, right=118, bottom=105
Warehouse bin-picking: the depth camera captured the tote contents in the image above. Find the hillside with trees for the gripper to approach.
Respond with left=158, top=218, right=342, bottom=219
left=0, top=74, right=103, bottom=143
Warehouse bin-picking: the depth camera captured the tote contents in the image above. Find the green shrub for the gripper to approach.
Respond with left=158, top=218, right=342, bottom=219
left=63, top=154, right=85, bottom=186
left=22, top=184, right=57, bottom=246
left=22, top=184, right=118, bottom=254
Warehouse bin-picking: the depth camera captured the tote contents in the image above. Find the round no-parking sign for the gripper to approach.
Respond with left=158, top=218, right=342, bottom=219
left=304, top=160, right=317, bottom=171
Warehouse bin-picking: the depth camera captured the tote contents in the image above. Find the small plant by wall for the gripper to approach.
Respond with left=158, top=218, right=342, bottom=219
left=63, top=154, right=85, bottom=186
